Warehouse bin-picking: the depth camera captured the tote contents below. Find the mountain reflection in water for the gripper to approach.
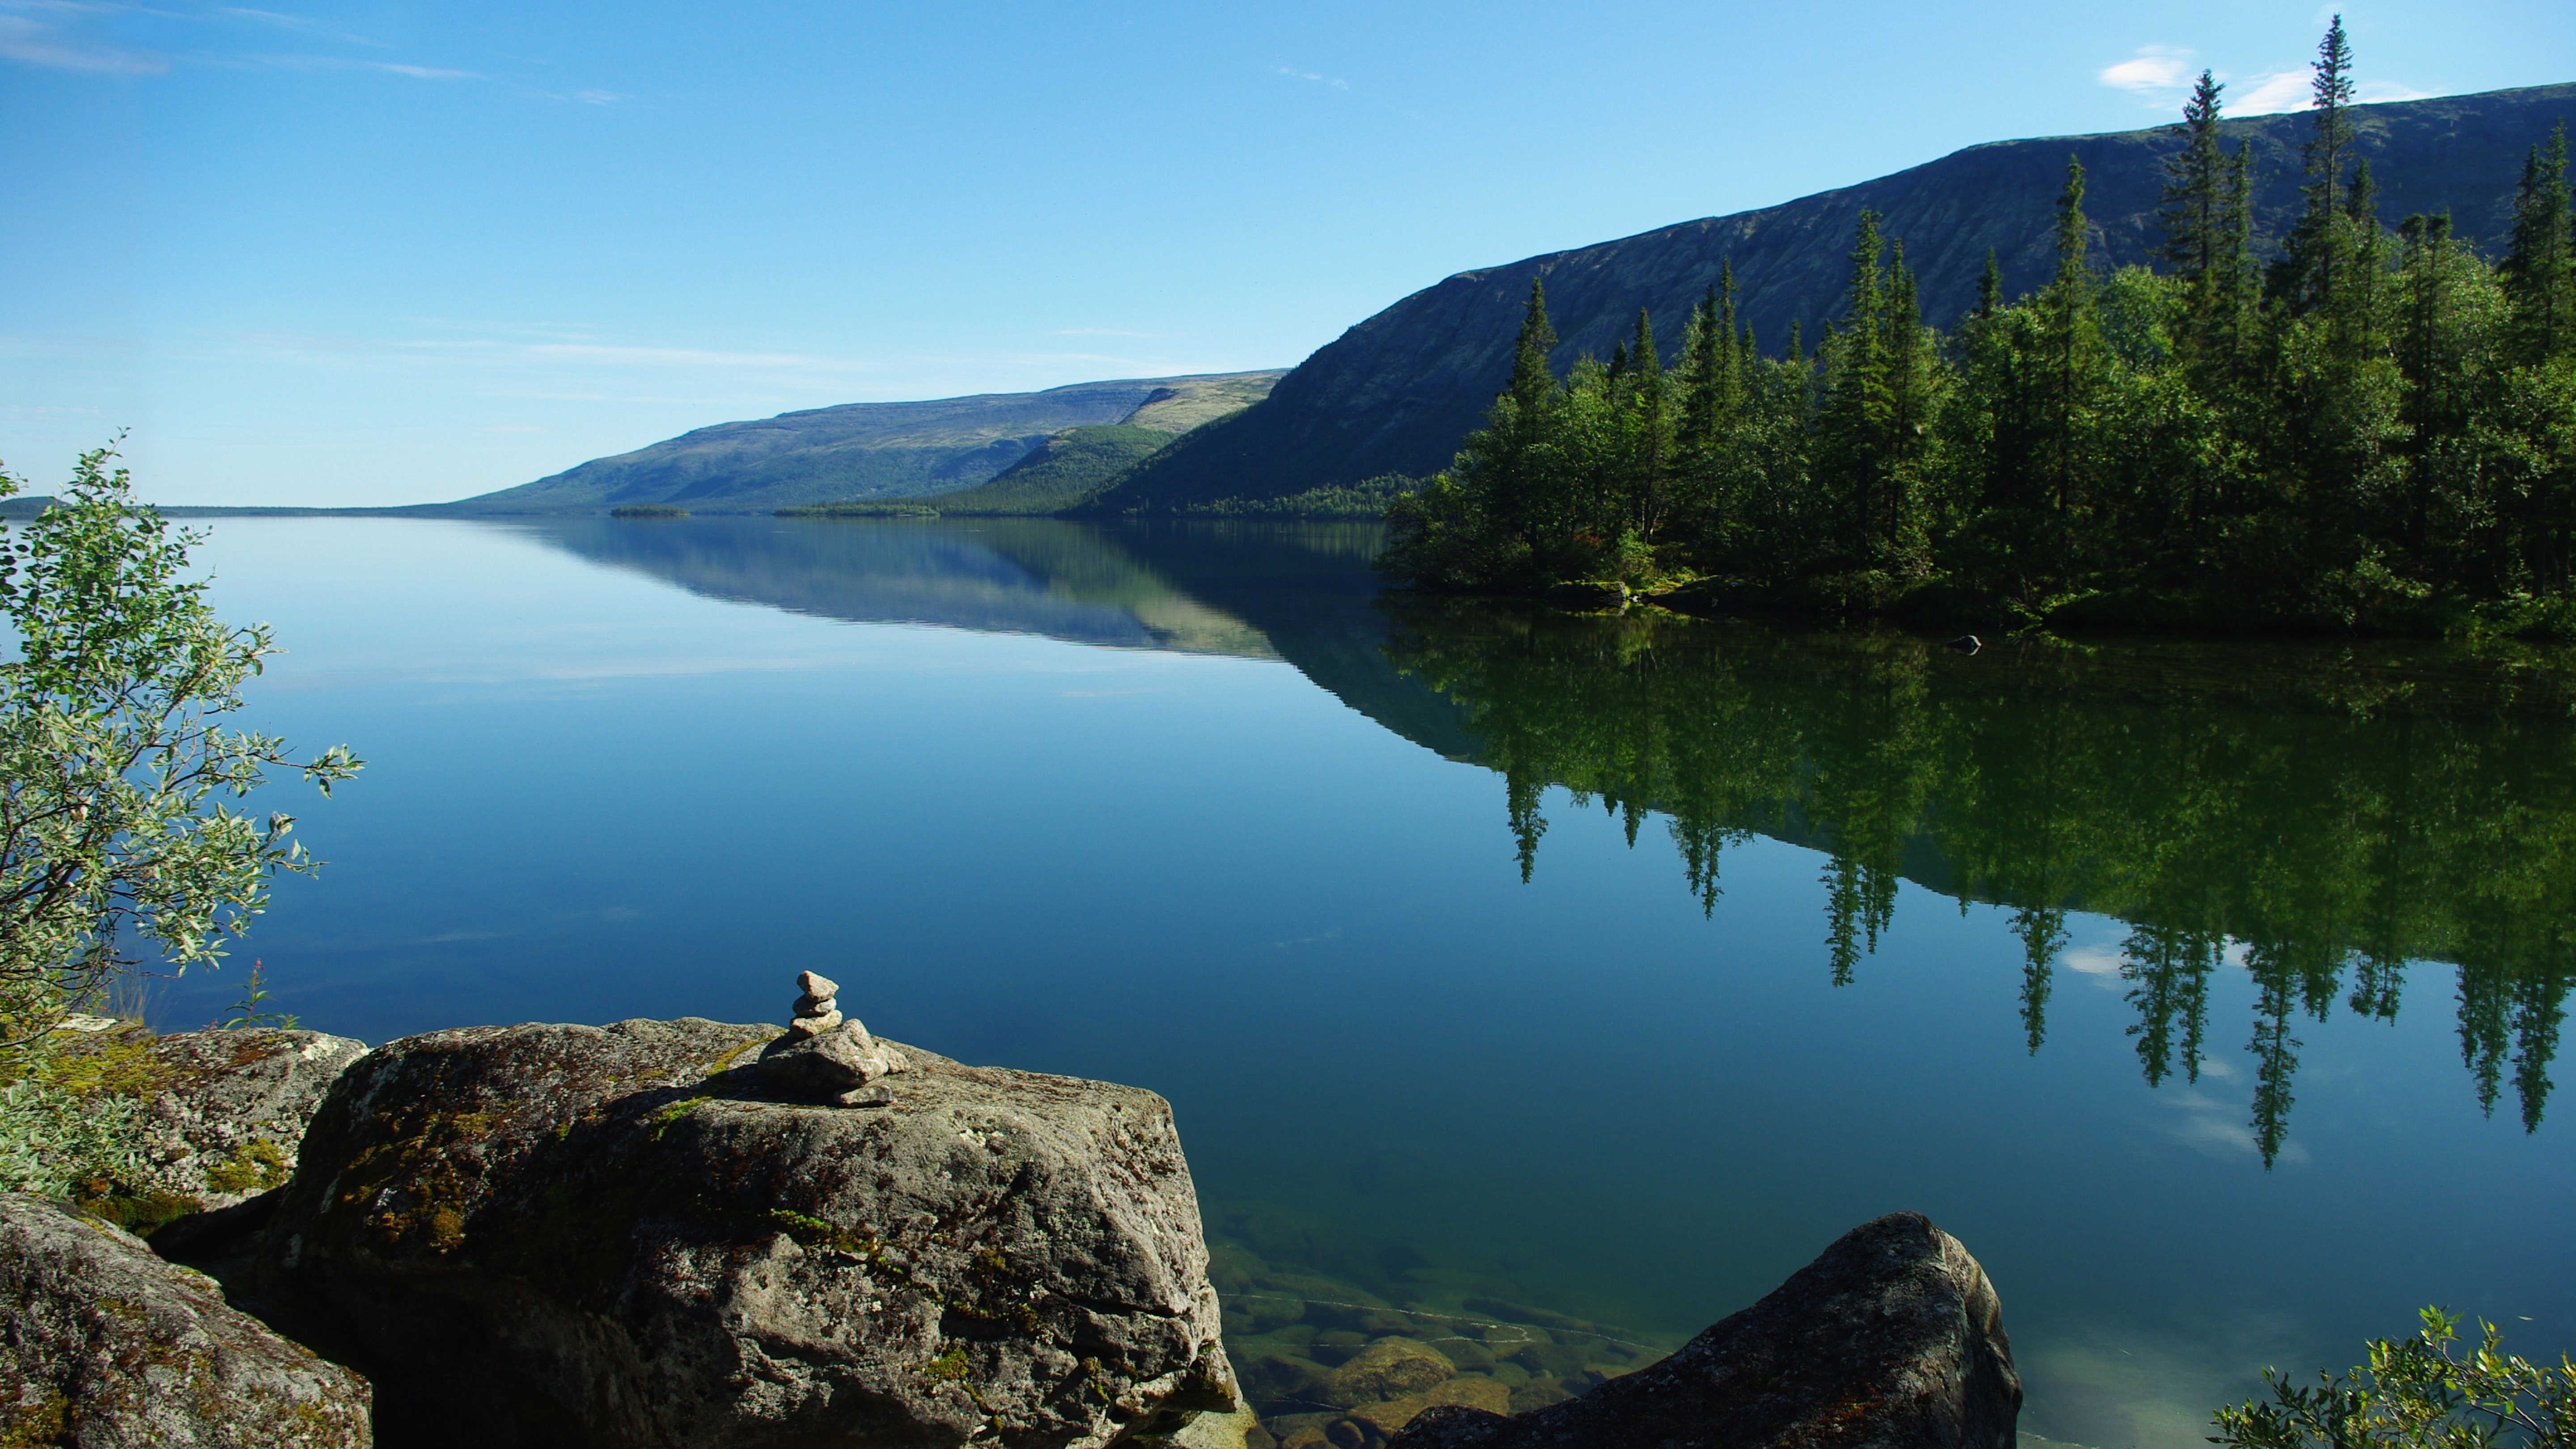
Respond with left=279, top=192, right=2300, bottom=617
left=523, top=515, right=2572, bottom=1170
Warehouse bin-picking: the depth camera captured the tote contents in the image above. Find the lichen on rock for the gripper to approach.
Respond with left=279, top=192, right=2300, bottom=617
left=0, top=1191, right=371, bottom=1448
left=43, top=1024, right=368, bottom=1233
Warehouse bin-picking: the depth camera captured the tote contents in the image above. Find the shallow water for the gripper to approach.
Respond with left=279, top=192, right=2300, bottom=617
left=160, top=515, right=2573, bottom=1449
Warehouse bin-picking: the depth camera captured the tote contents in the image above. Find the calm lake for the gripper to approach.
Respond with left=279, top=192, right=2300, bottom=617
left=171, top=515, right=2572, bottom=1449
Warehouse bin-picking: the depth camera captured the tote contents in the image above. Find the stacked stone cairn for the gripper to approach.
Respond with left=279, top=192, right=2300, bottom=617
left=756, top=970, right=910, bottom=1105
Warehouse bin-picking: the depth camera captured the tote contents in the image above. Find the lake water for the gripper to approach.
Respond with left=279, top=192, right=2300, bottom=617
left=166, top=515, right=2572, bottom=1449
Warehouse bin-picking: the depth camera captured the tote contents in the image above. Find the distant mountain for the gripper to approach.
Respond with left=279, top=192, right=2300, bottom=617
left=1087, top=83, right=2576, bottom=513
left=455, top=370, right=1285, bottom=514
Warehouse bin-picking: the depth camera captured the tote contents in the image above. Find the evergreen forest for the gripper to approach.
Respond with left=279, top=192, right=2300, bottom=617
left=1383, top=21, right=2576, bottom=635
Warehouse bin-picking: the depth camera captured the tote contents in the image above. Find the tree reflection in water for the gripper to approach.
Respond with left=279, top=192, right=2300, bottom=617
left=1384, top=601, right=2576, bottom=1165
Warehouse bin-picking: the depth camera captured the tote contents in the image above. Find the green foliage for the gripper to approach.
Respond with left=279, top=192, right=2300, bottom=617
left=0, top=1076, right=145, bottom=1198
left=0, top=445, right=362, bottom=1059
left=1385, top=26, right=2576, bottom=635
left=2214, top=1309, right=2576, bottom=1449
left=1165, top=475, right=1421, bottom=518
left=607, top=504, right=689, bottom=518
left=219, top=959, right=297, bottom=1030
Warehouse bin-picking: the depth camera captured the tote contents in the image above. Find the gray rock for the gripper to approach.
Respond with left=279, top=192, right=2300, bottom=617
left=798, top=970, right=840, bottom=1000
left=1386, top=1212, right=2019, bottom=1449
left=253, top=1017, right=1235, bottom=1449
left=759, top=1017, right=905, bottom=1098
left=0, top=1191, right=371, bottom=1447
left=51, top=1025, right=369, bottom=1214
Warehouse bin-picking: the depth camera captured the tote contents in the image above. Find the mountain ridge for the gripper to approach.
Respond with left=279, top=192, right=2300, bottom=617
left=453, top=370, right=1284, bottom=514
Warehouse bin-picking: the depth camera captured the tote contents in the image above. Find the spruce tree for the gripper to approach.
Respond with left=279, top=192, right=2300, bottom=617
left=1496, top=276, right=1562, bottom=546
left=2501, top=123, right=2574, bottom=366
left=2039, top=157, right=2101, bottom=516
left=2160, top=71, right=2234, bottom=364
left=2272, top=17, right=2360, bottom=315
left=1882, top=240, right=1932, bottom=569
left=1628, top=306, right=1672, bottom=539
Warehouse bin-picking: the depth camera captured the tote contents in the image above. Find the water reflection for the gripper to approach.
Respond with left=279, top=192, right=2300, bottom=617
left=1381, top=601, right=2576, bottom=1165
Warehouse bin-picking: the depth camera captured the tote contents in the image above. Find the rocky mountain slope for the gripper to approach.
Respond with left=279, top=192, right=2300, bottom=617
left=456, top=370, right=1284, bottom=514
left=1088, top=83, right=2576, bottom=512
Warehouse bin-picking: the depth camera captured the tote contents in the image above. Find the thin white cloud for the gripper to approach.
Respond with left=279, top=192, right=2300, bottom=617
left=374, top=60, right=471, bottom=79
left=1275, top=64, right=1347, bottom=91
left=2099, top=45, right=2193, bottom=94
left=2360, top=80, right=2434, bottom=103
left=524, top=343, right=847, bottom=368
left=0, top=14, right=164, bottom=71
left=572, top=87, right=618, bottom=104
left=2234, top=70, right=2313, bottom=114
left=251, top=52, right=478, bottom=80
left=2061, top=943, right=2127, bottom=985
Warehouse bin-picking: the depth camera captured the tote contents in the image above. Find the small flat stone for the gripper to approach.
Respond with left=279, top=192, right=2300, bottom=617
left=798, top=970, right=840, bottom=1000
left=837, top=1086, right=895, bottom=1108
left=793, top=991, right=836, bottom=1017
left=788, top=1008, right=844, bottom=1037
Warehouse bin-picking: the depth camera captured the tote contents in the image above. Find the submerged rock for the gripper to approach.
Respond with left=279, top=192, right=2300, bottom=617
left=254, top=1016, right=1234, bottom=1449
left=0, top=1191, right=371, bottom=1448
left=1386, top=1212, right=2019, bottom=1449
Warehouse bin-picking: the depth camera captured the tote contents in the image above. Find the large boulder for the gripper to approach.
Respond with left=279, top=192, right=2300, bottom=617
left=0, top=1191, right=371, bottom=1447
left=1386, top=1212, right=2020, bottom=1449
left=47, top=1023, right=368, bottom=1226
left=253, top=1017, right=1236, bottom=1449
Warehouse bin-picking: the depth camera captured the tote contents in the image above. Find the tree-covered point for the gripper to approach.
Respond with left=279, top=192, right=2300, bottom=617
left=1384, top=20, right=2576, bottom=636
left=1383, top=598, right=2576, bottom=1165
left=608, top=504, right=690, bottom=518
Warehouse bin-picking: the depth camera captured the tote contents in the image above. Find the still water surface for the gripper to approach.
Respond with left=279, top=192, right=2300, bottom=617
left=172, top=516, right=2572, bottom=1449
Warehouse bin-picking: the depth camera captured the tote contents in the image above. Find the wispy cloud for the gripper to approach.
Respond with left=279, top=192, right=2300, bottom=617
left=1275, top=64, right=1347, bottom=91
left=572, top=87, right=617, bottom=103
left=2234, top=69, right=2313, bottom=114
left=2230, top=68, right=2434, bottom=116
left=522, top=343, right=850, bottom=368
left=0, top=14, right=164, bottom=72
left=2099, top=44, right=2194, bottom=95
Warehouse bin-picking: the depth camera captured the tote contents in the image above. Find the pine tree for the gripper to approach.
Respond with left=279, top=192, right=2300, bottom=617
left=1882, top=240, right=1933, bottom=572
left=2161, top=70, right=2233, bottom=358
left=1495, top=277, right=1562, bottom=546
left=2501, top=123, right=2575, bottom=367
left=1627, top=306, right=1673, bottom=539
left=2039, top=157, right=2102, bottom=516
left=2272, top=17, right=2360, bottom=315
left=1820, top=211, right=1894, bottom=561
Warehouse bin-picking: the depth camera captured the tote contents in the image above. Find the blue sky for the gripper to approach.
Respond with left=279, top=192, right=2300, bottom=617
left=3, top=1, right=2570, bottom=505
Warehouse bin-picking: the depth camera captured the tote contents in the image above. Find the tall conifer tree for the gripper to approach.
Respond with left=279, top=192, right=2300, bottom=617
left=2502, top=124, right=2575, bottom=366
left=2273, top=17, right=2360, bottom=314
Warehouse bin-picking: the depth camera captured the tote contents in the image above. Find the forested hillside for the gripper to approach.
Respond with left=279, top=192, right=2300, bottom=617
left=1383, top=30, right=2576, bottom=634
left=1093, top=80, right=2576, bottom=512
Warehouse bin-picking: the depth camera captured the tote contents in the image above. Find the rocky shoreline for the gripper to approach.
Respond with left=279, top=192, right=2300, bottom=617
left=4, top=1000, right=2023, bottom=1449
